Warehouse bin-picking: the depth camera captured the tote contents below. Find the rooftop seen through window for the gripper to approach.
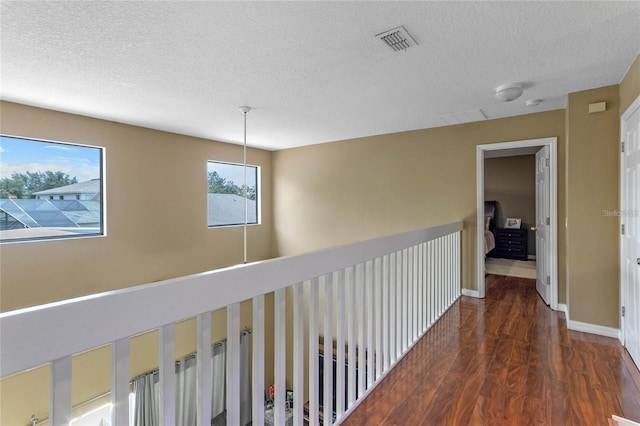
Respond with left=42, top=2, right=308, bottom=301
left=0, top=135, right=104, bottom=242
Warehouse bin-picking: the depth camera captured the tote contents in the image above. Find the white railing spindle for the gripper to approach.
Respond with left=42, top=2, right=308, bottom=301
left=433, top=239, right=438, bottom=319
left=443, top=237, right=448, bottom=310
left=374, top=257, right=382, bottom=379
left=111, top=338, right=129, bottom=426
left=227, top=303, right=240, bottom=426
left=335, top=270, right=346, bottom=418
left=436, top=240, right=441, bottom=319
left=274, top=288, right=287, bottom=426
left=382, top=255, right=390, bottom=371
left=309, top=278, right=320, bottom=425
left=442, top=237, right=447, bottom=311
left=395, top=250, right=402, bottom=360
left=445, top=235, right=453, bottom=306
left=389, top=252, right=397, bottom=364
left=356, top=263, right=366, bottom=398
left=415, top=244, right=424, bottom=339
left=252, top=295, right=265, bottom=426
left=406, top=247, right=413, bottom=346
left=451, top=235, right=455, bottom=300
left=456, top=233, right=461, bottom=293
left=438, top=238, right=447, bottom=317
left=50, top=356, right=72, bottom=426
left=322, top=274, right=334, bottom=426
left=366, top=260, right=374, bottom=389
left=443, top=236, right=448, bottom=306
left=346, top=267, right=356, bottom=408
left=423, top=242, right=428, bottom=329
left=159, top=324, right=176, bottom=426
left=402, top=248, right=408, bottom=352
left=196, top=313, right=212, bottom=426
left=411, top=246, right=419, bottom=343
left=421, top=243, right=426, bottom=332
left=292, top=283, right=304, bottom=426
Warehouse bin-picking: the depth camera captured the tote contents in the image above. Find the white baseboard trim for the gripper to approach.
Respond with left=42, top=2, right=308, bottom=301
left=566, top=319, right=620, bottom=339
left=612, top=415, right=640, bottom=426
left=461, top=288, right=480, bottom=298
left=556, top=303, right=567, bottom=314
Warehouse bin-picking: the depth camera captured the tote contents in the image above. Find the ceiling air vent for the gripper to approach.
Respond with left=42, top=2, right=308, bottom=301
left=376, top=26, right=418, bottom=52
left=440, top=109, right=488, bottom=126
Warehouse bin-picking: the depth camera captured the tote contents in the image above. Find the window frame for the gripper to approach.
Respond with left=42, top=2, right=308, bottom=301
left=0, top=134, right=106, bottom=244
left=206, top=160, right=260, bottom=228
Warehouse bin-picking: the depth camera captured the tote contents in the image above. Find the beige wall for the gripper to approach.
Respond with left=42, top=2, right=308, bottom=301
left=566, top=85, right=621, bottom=327
left=0, top=101, right=275, bottom=425
left=484, top=155, right=536, bottom=255
left=272, top=110, right=567, bottom=301
left=2, top=52, right=638, bottom=424
left=620, top=54, right=640, bottom=115
left=0, top=102, right=274, bottom=311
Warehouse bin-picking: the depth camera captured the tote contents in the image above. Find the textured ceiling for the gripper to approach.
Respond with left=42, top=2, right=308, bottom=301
left=1, top=1, right=639, bottom=151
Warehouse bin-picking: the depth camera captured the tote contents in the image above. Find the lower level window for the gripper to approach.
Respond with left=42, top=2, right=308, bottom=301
left=207, top=160, right=259, bottom=227
left=0, top=135, right=104, bottom=242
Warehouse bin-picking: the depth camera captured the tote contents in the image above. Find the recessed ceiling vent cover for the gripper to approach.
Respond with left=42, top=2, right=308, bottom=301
left=440, top=109, right=488, bottom=126
left=376, top=26, right=418, bottom=52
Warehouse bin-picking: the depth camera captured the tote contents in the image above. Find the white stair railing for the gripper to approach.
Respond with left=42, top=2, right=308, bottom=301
left=0, top=221, right=462, bottom=426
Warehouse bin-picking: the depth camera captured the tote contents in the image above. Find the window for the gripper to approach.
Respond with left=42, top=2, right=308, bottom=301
left=68, top=393, right=136, bottom=426
left=0, top=135, right=104, bottom=242
left=70, top=402, right=113, bottom=426
left=207, top=160, right=259, bottom=227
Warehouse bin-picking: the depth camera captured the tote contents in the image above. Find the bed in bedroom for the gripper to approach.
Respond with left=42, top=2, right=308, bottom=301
left=484, top=200, right=497, bottom=256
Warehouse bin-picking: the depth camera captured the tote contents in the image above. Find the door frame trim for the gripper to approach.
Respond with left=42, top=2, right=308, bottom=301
left=619, top=94, right=640, bottom=345
left=476, top=137, right=558, bottom=310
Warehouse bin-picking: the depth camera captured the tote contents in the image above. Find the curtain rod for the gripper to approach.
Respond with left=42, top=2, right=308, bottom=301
left=130, top=327, right=251, bottom=382
left=30, top=327, right=252, bottom=426
left=30, top=390, right=112, bottom=426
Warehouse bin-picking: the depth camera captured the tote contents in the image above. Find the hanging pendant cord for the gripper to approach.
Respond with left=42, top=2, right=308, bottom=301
left=238, top=106, right=251, bottom=265
left=243, top=111, right=247, bottom=264
left=242, top=108, right=249, bottom=264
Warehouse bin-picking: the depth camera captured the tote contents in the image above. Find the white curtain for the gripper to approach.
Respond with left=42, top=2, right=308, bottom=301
left=211, top=341, right=227, bottom=420
left=133, top=371, right=159, bottom=426
left=132, top=333, right=251, bottom=426
left=210, top=334, right=252, bottom=425
left=176, top=356, right=197, bottom=426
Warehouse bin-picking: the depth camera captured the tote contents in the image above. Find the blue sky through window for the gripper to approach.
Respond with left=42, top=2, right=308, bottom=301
left=0, top=135, right=101, bottom=182
left=207, top=161, right=257, bottom=189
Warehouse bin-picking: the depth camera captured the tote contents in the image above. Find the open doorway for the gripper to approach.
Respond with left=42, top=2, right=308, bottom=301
left=476, top=137, right=559, bottom=311
left=484, top=155, right=537, bottom=278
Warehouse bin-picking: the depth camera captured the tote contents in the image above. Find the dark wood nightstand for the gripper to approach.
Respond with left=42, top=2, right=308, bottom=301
left=494, top=228, right=528, bottom=260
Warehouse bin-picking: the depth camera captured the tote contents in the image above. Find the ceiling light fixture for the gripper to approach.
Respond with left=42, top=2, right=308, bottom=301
left=525, top=99, right=542, bottom=107
left=239, top=105, right=251, bottom=264
left=494, top=84, right=523, bottom=102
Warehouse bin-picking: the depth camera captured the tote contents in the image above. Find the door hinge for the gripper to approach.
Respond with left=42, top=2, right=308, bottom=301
left=546, top=217, right=550, bottom=226
left=622, top=141, right=625, bottom=153
left=622, top=306, right=625, bottom=317
left=545, top=158, right=550, bottom=167
left=546, top=276, right=550, bottom=285
left=622, top=224, right=625, bottom=235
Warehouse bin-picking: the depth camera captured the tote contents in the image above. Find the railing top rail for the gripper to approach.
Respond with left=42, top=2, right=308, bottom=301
left=0, top=221, right=462, bottom=378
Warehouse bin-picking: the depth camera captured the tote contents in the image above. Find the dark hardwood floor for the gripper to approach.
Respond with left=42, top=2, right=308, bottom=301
left=341, top=274, right=640, bottom=425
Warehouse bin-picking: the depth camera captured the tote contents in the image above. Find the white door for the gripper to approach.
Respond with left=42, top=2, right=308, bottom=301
left=535, top=146, right=551, bottom=305
left=622, top=97, right=640, bottom=369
